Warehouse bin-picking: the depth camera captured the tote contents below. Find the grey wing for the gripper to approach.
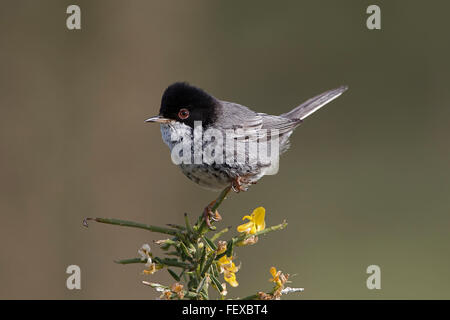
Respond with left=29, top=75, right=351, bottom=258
left=215, top=101, right=263, bottom=131
left=259, top=114, right=301, bottom=135
left=258, top=114, right=300, bottom=153
left=215, top=101, right=298, bottom=158
left=212, top=101, right=265, bottom=170
left=213, top=101, right=300, bottom=172
left=216, top=101, right=299, bottom=136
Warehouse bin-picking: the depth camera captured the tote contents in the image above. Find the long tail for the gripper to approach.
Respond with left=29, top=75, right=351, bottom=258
left=281, top=85, right=348, bottom=120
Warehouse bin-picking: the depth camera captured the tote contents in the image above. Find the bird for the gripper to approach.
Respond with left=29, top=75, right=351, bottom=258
left=146, top=82, right=348, bottom=227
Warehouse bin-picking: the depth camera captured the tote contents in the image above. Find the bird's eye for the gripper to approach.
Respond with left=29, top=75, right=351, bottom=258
left=178, top=108, right=190, bottom=120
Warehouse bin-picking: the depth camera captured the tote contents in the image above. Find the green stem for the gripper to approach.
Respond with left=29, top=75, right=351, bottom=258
left=166, top=224, right=186, bottom=231
left=211, top=186, right=232, bottom=212
left=210, top=227, right=229, bottom=241
left=83, top=217, right=179, bottom=236
left=115, top=257, right=191, bottom=269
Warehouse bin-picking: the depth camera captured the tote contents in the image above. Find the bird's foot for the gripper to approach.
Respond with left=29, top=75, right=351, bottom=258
left=203, top=200, right=222, bottom=229
left=231, top=176, right=256, bottom=193
left=231, top=177, right=244, bottom=193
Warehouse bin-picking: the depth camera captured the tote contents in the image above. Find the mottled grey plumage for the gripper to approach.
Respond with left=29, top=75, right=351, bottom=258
left=148, top=83, right=348, bottom=191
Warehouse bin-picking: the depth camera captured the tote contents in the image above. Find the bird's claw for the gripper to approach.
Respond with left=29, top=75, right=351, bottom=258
left=231, top=176, right=255, bottom=193
left=231, top=177, right=244, bottom=193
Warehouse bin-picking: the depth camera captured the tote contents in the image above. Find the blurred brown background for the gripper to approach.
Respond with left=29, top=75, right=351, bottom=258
left=1, top=0, right=449, bottom=299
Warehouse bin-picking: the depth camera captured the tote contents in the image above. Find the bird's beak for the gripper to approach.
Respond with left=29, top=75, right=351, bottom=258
left=145, top=115, right=173, bottom=124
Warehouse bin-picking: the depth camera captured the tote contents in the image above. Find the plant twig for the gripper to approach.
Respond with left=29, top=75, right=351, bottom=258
left=83, top=217, right=179, bottom=236
left=210, top=227, right=230, bottom=241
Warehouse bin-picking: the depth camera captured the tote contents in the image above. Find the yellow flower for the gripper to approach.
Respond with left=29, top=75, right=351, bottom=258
left=142, top=259, right=162, bottom=275
left=270, top=267, right=282, bottom=287
left=217, top=255, right=239, bottom=287
left=224, top=271, right=239, bottom=287
left=143, top=261, right=157, bottom=275
left=237, top=207, right=266, bottom=235
left=218, top=255, right=238, bottom=273
left=269, top=266, right=288, bottom=289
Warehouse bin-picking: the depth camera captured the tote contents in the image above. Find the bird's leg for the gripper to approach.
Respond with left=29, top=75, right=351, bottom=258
left=231, top=176, right=255, bottom=193
left=203, top=200, right=222, bottom=229
left=231, top=176, right=245, bottom=193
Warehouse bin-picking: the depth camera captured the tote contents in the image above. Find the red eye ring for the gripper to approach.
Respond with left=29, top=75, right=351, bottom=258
left=178, top=108, right=190, bottom=120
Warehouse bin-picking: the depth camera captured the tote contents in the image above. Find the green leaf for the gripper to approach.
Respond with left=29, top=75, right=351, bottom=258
left=114, top=258, right=144, bottom=265
left=153, top=257, right=191, bottom=269
left=212, top=263, right=220, bottom=279
left=179, top=269, right=186, bottom=281
left=199, top=246, right=207, bottom=273
left=203, top=236, right=217, bottom=251
left=160, top=244, right=171, bottom=251
left=167, top=268, right=180, bottom=281
left=225, top=239, right=234, bottom=257
left=201, top=253, right=216, bottom=277
left=184, top=213, right=193, bottom=234
left=210, top=274, right=223, bottom=293
left=196, top=275, right=209, bottom=294
left=179, top=242, right=193, bottom=260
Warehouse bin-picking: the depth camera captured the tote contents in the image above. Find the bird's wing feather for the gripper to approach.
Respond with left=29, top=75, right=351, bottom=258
left=216, top=101, right=300, bottom=137
left=216, top=101, right=263, bottom=130
left=281, top=85, right=348, bottom=120
left=259, top=114, right=301, bottom=135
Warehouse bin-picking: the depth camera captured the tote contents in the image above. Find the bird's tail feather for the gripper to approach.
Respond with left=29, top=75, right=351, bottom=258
left=281, top=85, right=348, bottom=120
